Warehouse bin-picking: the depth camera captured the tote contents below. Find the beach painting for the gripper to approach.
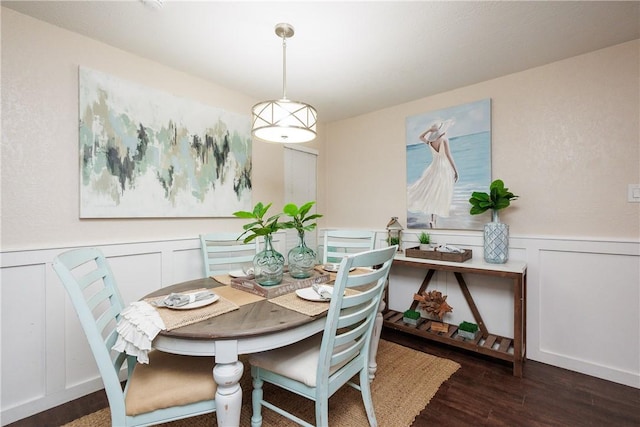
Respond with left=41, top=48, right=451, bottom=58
left=79, top=67, right=252, bottom=218
left=406, top=99, right=491, bottom=230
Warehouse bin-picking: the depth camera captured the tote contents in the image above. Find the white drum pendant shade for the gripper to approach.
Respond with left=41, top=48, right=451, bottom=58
left=252, top=99, right=317, bottom=144
left=252, top=23, right=317, bottom=144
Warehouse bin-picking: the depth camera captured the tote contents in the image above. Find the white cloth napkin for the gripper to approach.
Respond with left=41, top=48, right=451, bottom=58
left=112, top=290, right=217, bottom=363
left=158, top=290, right=216, bottom=307
left=312, top=284, right=334, bottom=299
left=112, top=301, right=165, bottom=364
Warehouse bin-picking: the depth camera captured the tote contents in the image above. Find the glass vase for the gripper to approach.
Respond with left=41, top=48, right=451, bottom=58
left=253, top=235, right=285, bottom=286
left=288, top=231, right=317, bottom=279
left=484, top=210, right=509, bottom=264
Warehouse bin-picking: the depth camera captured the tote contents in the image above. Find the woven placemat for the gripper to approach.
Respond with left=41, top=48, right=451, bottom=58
left=268, top=287, right=360, bottom=317
left=146, top=289, right=239, bottom=331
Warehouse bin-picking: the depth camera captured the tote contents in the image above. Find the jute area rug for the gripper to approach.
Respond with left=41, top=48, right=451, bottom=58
left=64, top=340, right=459, bottom=427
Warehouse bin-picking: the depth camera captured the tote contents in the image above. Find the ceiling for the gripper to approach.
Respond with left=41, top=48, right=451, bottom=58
left=3, top=1, right=639, bottom=122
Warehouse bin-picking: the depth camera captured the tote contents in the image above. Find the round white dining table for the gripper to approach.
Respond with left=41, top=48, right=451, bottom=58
left=145, top=278, right=326, bottom=427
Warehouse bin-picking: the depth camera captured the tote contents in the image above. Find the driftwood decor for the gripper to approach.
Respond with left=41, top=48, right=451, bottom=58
left=413, top=290, right=452, bottom=320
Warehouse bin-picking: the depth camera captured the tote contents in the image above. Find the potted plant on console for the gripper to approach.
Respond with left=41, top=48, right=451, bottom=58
left=282, top=201, right=323, bottom=279
left=418, top=231, right=431, bottom=251
left=234, top=202, right=284, bottom=286
left=402, top=309, right=422, bottom=326
left=469, top=179, right=518, bottom=264
left=457, top=321, right=479, bottom=340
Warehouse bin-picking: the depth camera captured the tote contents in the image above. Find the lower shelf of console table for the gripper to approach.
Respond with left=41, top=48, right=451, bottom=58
left=383, top=310, right=517, bottom=363
left=384, top=254, right=527, bottom=376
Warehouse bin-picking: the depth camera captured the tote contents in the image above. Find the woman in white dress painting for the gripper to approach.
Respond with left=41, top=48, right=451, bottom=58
left=407, top=120, right=459, bottom=228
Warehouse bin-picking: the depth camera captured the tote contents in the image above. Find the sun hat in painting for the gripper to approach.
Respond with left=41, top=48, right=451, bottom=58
left=426, top=119, right=454, bottom=142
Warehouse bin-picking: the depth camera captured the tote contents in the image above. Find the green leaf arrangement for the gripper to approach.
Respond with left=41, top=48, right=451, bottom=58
left=281, top=201, right=323, bottom=234
left=469, top=179, right=518, bottom=215
left=233, top=202, right=282, bottom=243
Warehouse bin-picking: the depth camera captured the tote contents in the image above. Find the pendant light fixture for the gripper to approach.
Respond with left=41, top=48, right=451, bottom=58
left=251, top=23, right=317, bottom=144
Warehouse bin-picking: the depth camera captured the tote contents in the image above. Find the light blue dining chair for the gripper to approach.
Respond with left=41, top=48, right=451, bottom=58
left=200, top=232, right=257, bottom=277
left=249, top=245, right=397, bottom=427
left=321, top=229, right=376, bottom=265
left=52, top=247, right=217, bottom=426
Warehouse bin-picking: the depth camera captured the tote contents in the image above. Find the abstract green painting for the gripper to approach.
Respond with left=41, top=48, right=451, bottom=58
left=79, top=67, right=252, bottom=217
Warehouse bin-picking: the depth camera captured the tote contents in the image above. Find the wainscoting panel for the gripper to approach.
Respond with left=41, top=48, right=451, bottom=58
left=536, top=245, right=639, bottom=387
left=1, top=233, right=638, bottom=425
left=2, top=264, right=47, bottom=411
left=172, top=247, right=206, bottom=284
left=1, top=239, right=202, bottom=425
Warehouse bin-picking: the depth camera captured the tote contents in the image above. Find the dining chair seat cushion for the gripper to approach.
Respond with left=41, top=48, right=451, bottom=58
left=249, top=333, right=355, bottom=388
left=125, top=350, right=216, bottom=416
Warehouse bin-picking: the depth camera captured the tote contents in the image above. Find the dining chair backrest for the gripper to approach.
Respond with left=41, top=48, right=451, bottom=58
left=53, top=248, right=130, bottom=412
left=322, top=229, right=376, bottom=265
left=249, top=245, right=397, bottom=426
left=52, top=247, right=216, bottom=426
left=200, top=232, right=257, bottom=277
left=319, top=245, right=397, bottom=405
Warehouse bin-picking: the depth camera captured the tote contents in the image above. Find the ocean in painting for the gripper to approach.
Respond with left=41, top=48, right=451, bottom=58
left=79, top=67, right=252, bottom=218
left=406, top=131, right=491, bottom=229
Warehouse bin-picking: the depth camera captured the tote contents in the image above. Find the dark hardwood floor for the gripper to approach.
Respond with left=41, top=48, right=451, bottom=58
left=8, top=329, right=640, bottom=427
left=384, top=329, right=640, bottom=427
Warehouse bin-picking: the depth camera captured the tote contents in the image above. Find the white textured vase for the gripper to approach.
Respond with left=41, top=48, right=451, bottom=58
left=484, top=210, right=509, bottom=264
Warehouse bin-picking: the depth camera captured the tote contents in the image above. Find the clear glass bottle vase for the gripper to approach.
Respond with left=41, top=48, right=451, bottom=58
left=253, top=235, right=285, bottom=286
left=484, top=210, right=509, bottom=264
left=288, top=231, right=317, bottom=279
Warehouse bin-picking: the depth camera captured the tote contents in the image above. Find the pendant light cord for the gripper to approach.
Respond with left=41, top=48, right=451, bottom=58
left=281, top=33, right=288, bottom=100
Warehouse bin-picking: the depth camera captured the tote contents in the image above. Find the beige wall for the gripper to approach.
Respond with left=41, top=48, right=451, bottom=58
left=2, top=7, right=638, bottom=252
left=321, top=40, right=640, bottom=239
left=0, top=8, right=323, bottom=250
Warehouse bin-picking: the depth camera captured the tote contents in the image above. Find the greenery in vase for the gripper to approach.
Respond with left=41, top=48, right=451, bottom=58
left=418, top=231, right=430, bottom=244
left=281, top=201, right=322, bottom=234
left=403, top=309, right=421, bottom=320
left=233, top=202, right=282, bottom=243
left=469, top=179, right=519, bottom=215
left=388, top=236, right=400, bottom=245
left=458, top=321, right=478, bottom=333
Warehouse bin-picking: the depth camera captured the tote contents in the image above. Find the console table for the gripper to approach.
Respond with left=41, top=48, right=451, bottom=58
left=383, top=254, right=527, bottom=376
